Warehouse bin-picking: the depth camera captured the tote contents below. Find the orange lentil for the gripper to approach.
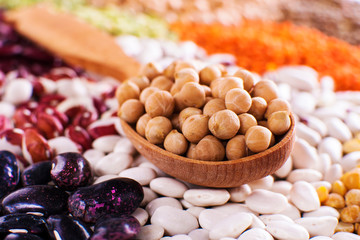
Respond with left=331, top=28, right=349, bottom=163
left=170, top=20, right=360, bottom=91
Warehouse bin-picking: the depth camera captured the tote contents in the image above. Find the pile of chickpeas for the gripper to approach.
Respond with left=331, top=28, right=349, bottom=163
left=116, top=60, right=292, bottom=161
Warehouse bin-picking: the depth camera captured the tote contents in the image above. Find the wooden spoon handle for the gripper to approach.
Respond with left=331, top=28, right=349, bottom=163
left=5, top=6, right=140, bottom=81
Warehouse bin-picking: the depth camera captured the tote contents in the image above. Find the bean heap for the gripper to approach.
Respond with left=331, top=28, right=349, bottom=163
left=118, top=61, right=292, bottom=161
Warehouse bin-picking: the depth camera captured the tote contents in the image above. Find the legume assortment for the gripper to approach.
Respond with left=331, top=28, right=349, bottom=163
left=0, top=9, right=360, bottom=240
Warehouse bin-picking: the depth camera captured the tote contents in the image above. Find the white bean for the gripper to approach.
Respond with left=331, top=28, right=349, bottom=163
left=209, top=212, right=252, bottom=240
left=119, top=167, right=157, bottom=186
left=266, top=220, right=309, bottom=240
left=291, top=138, right=319, bottom=169
left=316, top=153, right=332, bottom=175
left=83, top=148, right=105, bottom=167
left=94, top=152, right=132, bottom=176
left=274, top=156, right=292, bottom=178
left=294, top=216, right=337, bottom=237
left=228, top=184, right=251, bottom=202
left=198, top=209, right=228, bottom=230
left=317, top=137, right=343, bottom=163
left=323, top=164, right=343, bottom=183
left=247, top=176, right=274, bottom=190
left=186, top=206, right=205, bottom=218
left=270, top=181, right=293, bottom=197
left=324, top=117, right=352, bottom=142
left=238, top=228, right=274, bottom=240
left=300, top=115, right=327, bottom=137
left=151, top=206, right=199, bottom=235
left=277, top=203, right=301, bottom=220
left=183, top=189, right=230, bottom=207
left=259, top=214, right=293, bottom=225
left=245, top=189, right=288, bottom=214
left=92, top=135, right=123, bottom=153
left=302, top=206, right=340, bottom=219
left=188, top=228, right=209, bottom=240
left=131, top=208, right=149, bottom=226
left=295, top=122, right=321, bottom=146
left=345, top=112, right=360, bottom=133
left=146, top=197, right=182, bottom=216
left=140, top=187, right=158, bottom=207
left=3, top=79, right=33, bottom=105
left=150, top=177, right=188, bottom=198
left=136, top=224, right=165, bottom=240
left=332, top=232, right=360, bottom=240
left=289, top=181, right=320, bottom=212
left=341, top=151, right=360, bottom=172
left=113, top=137, right=136, bottom=155
left=286, top=169, right=322, bottom=183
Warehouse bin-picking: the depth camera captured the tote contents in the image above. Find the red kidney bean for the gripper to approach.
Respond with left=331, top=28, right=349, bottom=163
left=36, top=113, right=64, bottom=139
left=51, top=152, right=93, bottom=191
left=68, top=178, right=144, bottom=223
left=22, top=128, right=53, bottom=164
left=72, top=110, right=98, bottom=129
left=64, top=125, right=92, bottom=150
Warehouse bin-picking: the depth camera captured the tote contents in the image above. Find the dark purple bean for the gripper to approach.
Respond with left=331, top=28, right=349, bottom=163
left=22, top=47, right=53, bottom=62
left=0, top=45, right=22, bottom=56
left=47, top=214, right=93, bottom=240
left=68, top=178, right=144, bottom=223
left=90, top=216, right=140, bottom=240
left=51, top=152, right=93, bottom=191
left=0, top=213, right=48, bottom=236
left=21, top=161, right=52, bottom=186
left=0, top=151, right=20, bottom=199
left=2, top=185, right=69, bottom=216
left=4, top=233, right=44, bottom=240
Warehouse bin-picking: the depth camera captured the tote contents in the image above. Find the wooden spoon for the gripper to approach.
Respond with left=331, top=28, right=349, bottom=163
left=4, top=6, right=140, bottom=81
left=121, top=114, right=296, bottom=188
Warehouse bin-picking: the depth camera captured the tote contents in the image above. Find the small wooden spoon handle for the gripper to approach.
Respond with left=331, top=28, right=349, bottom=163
left=5, top=6, right=140, bottom=81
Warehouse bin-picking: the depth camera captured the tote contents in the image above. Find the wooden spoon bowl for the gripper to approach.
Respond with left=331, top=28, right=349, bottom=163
left=120, top=114, right=296, bottom=188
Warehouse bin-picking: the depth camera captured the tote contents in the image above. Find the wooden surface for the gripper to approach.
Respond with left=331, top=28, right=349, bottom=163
left=5, top=6, right=141, bottom=81
left=121, top=114, right=296, bottom=188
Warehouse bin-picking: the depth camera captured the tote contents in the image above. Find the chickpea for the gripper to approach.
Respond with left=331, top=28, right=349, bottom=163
left=208, top=109, right=240, bottom=140
left=258, top=120, right=269, bottom=128
left=164, top=130, right=188, bottom=155
left=203, top=98, right=226, bottom=117
left=115, top=81, right=140, bottom=107
left=128, top=75, right=150, bottom=90
left=171, top=68, right=200, bottom=95
left=139, top=87, right=159, bottom=104
left=194, top=135, right=225, bottom=161
left=140, top=62, right=161, bottom=80
left=245, top=126, right=272, bottom=153
left=199, top=65, right=222, bottom=86
left=177, top=82, right=206, bottom=108
left=268, top=111, right=291, bottom=135
left=252, top=79, right=279, bottom=103
left=118, top=99, right=144, bottom=124
left=226, top=135, right=247, bottom=160
left=174, top=93, right=187, bottom=112
left=233, top=69, right=255, bottom=92
left=211, top=76, right=244, bottom=99
left=186, top=143, right=197, bottom=159
left=182, top=114, right=209, bottom=143
left=151, top=76, right=174, bottom=91
left=145, top=116, right=172, bottom=144
left=171, top=113, right=181, bottom=131
left=238, top=113, right=257, bottom=135
left=175, top=60, right=197, bottom=72
left=179, top=107, right=202, bottom=129
left=145, top=90, right=174, bottom=118
left=202, top=85, right=212, bottom=97
left=163, top=61, right=177, bottom=80
left=248, top=97, right=267, bottom=120
left=225, top=88, right=252, bottom=114
left=136, top=113, right=151, bottom=137
left=264, top=98, right=291, bottom=119
left=174, top=68, right=199, bottom=85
